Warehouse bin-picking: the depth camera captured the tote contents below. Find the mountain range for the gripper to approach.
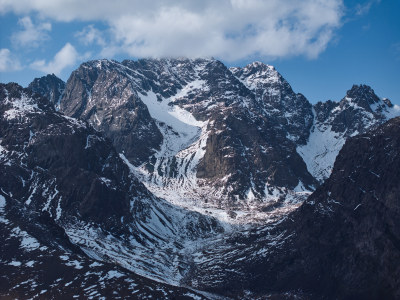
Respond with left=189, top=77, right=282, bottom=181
left=1, top=58, right=400, bottom=299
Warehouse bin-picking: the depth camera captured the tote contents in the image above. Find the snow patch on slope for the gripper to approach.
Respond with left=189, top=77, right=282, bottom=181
left=140, top=90, right=204, bottom=155
left=134, top=87, right=213, bottom=212
left=0, top=194, right=8, bottom=224
left=297, top=124, right=346, bottom=182
left=298, top=100, right=400, bottom=183
left=65, top=193, right=226, bottom=286
left=4, top=94, right=40, bottom=120
left=136, top=80, right=311, bottom=225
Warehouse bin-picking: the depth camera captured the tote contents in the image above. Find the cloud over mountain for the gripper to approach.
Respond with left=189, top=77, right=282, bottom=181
left=0, top=48, right=21, bottom=71
left=30, top=43, right=78, bottom=75
left=0, top=0, right=344, bottom=60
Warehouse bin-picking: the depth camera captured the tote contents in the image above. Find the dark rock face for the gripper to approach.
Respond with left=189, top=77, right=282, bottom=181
left=121, top=58, right=200, bottom=98
left=0, top=82, right=135, bottom=230
left=61, top=60, right=163, bottom=165
left=28, top=73, right=65, bottom=109
left=187, top=60, right=316, bottom=196
left=189, top=117, right=400, bottom=299
left=292, top=116, right=400, bottom=299
left=230, top=62, right=313, bottom=145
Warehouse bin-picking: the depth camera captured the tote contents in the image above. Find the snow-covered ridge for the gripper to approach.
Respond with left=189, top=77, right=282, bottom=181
left=298, top=91, right=400, bottom=182
left=230, top=61, right=281, bottom=91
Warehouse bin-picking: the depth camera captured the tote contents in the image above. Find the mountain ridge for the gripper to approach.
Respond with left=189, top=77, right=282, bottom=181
left=53, top=58, right=400, bottom=223
left=1, top=57, right=400, bottom=299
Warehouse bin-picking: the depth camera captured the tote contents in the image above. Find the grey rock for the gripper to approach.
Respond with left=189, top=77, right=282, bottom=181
left=28, top=73, right=65, bottom=109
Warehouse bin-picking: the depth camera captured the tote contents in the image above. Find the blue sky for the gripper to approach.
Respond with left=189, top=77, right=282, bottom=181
left=0, top=0, right=399, bottom=104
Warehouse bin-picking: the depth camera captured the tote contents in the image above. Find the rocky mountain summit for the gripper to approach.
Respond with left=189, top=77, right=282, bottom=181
left=230, top=61, right=313, bottom=145
left=59, top=58, right=317, bottom=221
left=56, top=58, right=399, bottom=223
left=298, top=84, right=399, bottom=181
left=28, top=73, right=65, bottom=109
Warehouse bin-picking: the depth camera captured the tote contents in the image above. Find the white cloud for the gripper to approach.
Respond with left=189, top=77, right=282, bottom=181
left=75, top=25, right=106, bottom=46
left=1, top=0, right=344, bottom=61
left=0, top=0, right=164, bottom=22
left=30, top=43, right=78, bottom=75
left=0, top=49, right=22, bottom=71
left=12, top=16, right=51, bottom=48
left=355, top=0, right=380, bottom=16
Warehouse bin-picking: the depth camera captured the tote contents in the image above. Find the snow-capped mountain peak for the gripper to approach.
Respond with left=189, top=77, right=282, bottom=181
left=298, top=84, right=400, bottom=182
left=24, top=58, right=399, bottom=225
left=230, top=61, right=283, bottom=91
left=345, top=84, right=381, bottom=107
